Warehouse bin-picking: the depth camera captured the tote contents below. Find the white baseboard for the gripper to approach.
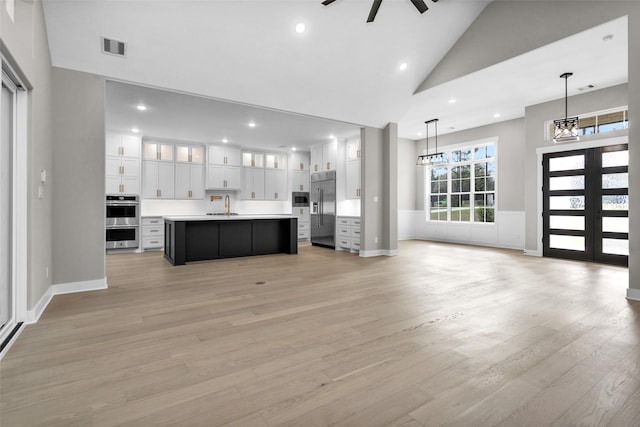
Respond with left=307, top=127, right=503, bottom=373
left=26, top=277, right=107, bottom=324
left=26, top=286, right=54, bottom=324
left=524, top=249, right=542, bottom=257
left=626, top=288, right=640, bottom=302
left=359, top=249, right=399, bottom=257
left=52, top=278, right=108, bottom=295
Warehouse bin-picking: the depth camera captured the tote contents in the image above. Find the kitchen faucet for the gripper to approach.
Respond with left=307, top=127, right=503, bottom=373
left=224, top=194, right=231, bottom=216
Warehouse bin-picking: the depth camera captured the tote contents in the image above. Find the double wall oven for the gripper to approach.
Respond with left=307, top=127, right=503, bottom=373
left=106, top=195, right=139, bottom=250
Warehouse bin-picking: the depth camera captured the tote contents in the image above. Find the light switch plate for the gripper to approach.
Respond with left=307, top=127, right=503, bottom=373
left=40, top=169, right=47, bottom=183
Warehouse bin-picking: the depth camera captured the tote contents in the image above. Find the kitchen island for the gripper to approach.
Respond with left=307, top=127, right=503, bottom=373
left=163, top=215, right=298, bottom=265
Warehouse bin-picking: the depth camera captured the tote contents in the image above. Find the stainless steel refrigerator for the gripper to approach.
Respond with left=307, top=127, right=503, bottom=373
left=310, top=171, right=336, bottom=248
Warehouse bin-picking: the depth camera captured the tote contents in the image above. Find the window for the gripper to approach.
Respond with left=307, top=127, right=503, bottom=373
left=426, top=141, right=496, bottom=223
left=547, top=107, right=628, bottom=140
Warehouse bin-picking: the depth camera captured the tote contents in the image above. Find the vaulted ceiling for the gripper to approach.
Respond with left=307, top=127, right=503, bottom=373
left=42, top=1, right=628, bottom=147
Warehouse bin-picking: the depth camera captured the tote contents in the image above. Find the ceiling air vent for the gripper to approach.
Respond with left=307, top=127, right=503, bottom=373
left=101, top=37, right=126, bottom=57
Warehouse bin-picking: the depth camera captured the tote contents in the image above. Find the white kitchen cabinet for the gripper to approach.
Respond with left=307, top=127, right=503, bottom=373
left=310, top=144, right=323, bottom=173
left=346, top=159, right=361, bottom=199
left=346, top=138, right=361, bottom=161
left=176, top=144, right=204, bottom=164
left=242, top=151, right=265, bottom=168
left=206, top=165, right=241, bottom=190
left=175, top=163, right=204, bottom=199
left=143, top=141, right=174, bottom=161
left=310, top=140, right=337, bottom=172
left=265, top=153, right=287, bottom=170
left=292, top=170, right=310, bottom=192
left=242, top=167, right=265, bottom=200
left=142, top=217, right=164, bottom=250
left=264, top=169, right=287, bottom=200
left=293, top=207, right=310, bottom=240
left=142, top=161, right=174, bottom=199
left=209, top=145, right=241, bottom=166
left=106, top=133, right=141, bottom=158
left=337, top=216, right=361, bottom=253
left=323, top=140, right=337, bottom=171
left=290, top=151, right=310, bottom=171
left=105, top=134, right=140, bottom=195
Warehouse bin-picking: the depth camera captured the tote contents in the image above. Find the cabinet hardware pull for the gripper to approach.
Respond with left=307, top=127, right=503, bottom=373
left=252, top=192, right=255, bottom=199
left=300, top=162, right=303, bottom=170
left=314, top=165, right=318, bottom=172
left=189, top=154, right=192, bottom=163
left=300, top=184, right=303, bottom=191
left=157, top=189, right=161, bottom=197
left=275, top=192, right=278, bottom=199
left=275, top=161, right=278, bottom=169
left=357, top=150, right=360, bottom=158
left=119, top=184, right=124, bottom=193
left=327, top=162, right=330, bottom=170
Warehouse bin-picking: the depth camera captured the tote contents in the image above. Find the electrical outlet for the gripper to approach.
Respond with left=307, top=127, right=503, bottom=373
left=38, top=185, right=44, bottom=199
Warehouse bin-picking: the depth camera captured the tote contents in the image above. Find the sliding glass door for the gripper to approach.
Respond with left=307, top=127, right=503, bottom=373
left=543, top=144, right=629, bottom=266
left=0, top=73, right=15, bottom=336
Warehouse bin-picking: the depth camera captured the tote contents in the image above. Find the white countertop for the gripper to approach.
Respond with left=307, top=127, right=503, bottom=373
left=163, top=214, right=295, bottom=221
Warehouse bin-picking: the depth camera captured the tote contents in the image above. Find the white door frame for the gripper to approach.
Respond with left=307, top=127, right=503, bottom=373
left=0, top=55, right=28, bottom=358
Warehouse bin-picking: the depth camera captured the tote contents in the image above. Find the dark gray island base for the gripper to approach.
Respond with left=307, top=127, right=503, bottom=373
left=163, top=215, right=298, bottom=265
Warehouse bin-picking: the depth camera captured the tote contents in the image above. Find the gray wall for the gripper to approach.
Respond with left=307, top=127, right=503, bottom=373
left=412, top=118, right=525, bottom=212
left=51, top=68, right=106, bottom=285
left=361, top=126, right=383, bottom=253
left=382, top=123, right=398, bottom=251
left=1, top=0, right=54, bottom=309
left=397, top=138, right=417, bottom=210
left=524, top=84, right=629, bottom=252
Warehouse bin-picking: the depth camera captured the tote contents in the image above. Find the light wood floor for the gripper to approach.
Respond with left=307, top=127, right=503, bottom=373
left=1, top=241, right=638, bottom=426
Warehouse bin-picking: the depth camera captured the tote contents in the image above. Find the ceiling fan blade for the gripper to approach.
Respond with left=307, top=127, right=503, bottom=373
left=410, top=0, right=428, bottom=14
left=321, top=0, right=336, bottom=5
left=367, top=0, right=383, bottom=22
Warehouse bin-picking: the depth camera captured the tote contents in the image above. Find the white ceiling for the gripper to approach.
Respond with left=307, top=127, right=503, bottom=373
left=105, top=81, right=362, bottom=151
left=399, top=15, right=628, bottom=138
left=42, top=1, right=628, bottom=147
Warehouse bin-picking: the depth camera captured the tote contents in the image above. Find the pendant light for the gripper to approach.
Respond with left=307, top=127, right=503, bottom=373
left=417, top=118, right=445, bottom=166
left=553, top=72, right=580, bottom=143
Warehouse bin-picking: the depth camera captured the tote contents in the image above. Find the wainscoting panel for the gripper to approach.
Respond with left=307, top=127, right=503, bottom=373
left=398, top=210, right=524, bottom=250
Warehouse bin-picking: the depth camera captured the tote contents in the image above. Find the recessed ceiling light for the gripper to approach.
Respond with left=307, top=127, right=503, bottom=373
left=248, top=122, right=256, bottom=128
left=603, top=34, right=614, bottom=42
left=131, top=127, right=139, bottom=133
left=448, top=99, right=456, bottom=104
left=292, top=147, right=297, bottom=151
left=417, top=132, right=423, bottom=136
left=329, top=134, right=335, bottom=139
left=222, top=138, right=228, bottom=143
left=493, top=113, right=501, bottom=118
left=295, top=22, right=306, bottom=34
left=399, top=62, right=408, bottom=71
left=136, top=104, right=147, bottom=111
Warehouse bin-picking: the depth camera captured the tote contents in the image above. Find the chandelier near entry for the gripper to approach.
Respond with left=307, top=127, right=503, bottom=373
left=417, top=118, right=445, bottom=166
left=553, top=72, right=580, bottom=143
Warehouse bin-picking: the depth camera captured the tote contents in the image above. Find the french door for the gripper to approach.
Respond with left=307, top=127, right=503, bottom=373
left=543, top=144, right=629, bottom=266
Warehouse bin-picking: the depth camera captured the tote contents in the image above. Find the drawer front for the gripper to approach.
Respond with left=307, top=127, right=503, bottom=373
left=142, top=217, right=163, bottom=226
left=338, top=218, right=350, bottom=226
left=298, top=229, right=310, bottom=239
left=143, top=236, right=164, bottom=249
left=351, top=228, right=361, bottom=239
left=352, top=218, right=361, bottom=226
left=351, top=238, right=361, bottom=251
left=338, top=237, right=351, bottom=249
left=338, top=226, right=350, bottom=237
left=142, top=226, right=164, bottom=237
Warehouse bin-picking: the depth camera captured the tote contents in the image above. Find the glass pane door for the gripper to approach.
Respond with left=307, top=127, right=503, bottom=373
left=543, top=144, right=628, bottom=266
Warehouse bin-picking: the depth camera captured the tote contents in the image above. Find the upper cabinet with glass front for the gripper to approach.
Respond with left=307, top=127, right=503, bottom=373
left=143, top=140, right=174, bottom=161
left=176, top=144, right=204, bottom=164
